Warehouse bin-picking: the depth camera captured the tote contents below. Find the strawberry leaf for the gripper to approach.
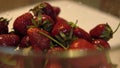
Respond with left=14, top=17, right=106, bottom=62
left=0, top=17, right=9, bottom=25
left=42, top=20, right=53, bottom=32
left=55, top=35, right=65, bottom=43
left=100, top=23, right=113, bottom=41
left=30, top=2, right=46, bottom=16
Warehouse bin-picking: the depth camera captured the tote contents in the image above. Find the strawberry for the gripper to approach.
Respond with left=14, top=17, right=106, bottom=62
left=51, top=17, right=72, bottom=36
left=34, top=14, right=55, bottom=32
left=51, top=17, right=73, bottom=47
left=53, top=6, right=60, bottom=17
left=89, top=23, right=113, bottom=41
left=69, top=39, right=96, bottom=50
left=0, top=34, right=20, bottom=47
left=13, top=12, right=33, bottom=35
left=92, top=39, right=110, bottom=49
left=73, top=27, right=92, bottom=42
left=31, top=2, right=56, bottom=21
left=19, top=35, right=30, bottom=48
left=27, top=28, right=51, bottom=51
left=0, top=17, right=9, bottom=34
left=42, top=14, right=54, bottom=24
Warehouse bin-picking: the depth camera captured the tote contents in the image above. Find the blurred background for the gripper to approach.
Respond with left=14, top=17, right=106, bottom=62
left=0, top=0, right=120, bottom=18
left=74, top=0, right=120, bottom=18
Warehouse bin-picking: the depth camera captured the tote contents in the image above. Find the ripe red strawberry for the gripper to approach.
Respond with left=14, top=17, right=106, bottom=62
left=19, top=35, right=30, bottom=48
left=0, top=34, right=20, bottom=47
left=51, top=17, right=72, bottom=36
left=92, top=39, right=110, bottom=49
left=35, top=14, right=55, bottom=32
left=69, top=39, right=96, bottom=50
left=42, top=14, right=54, bottom=24
left=27, top=28, right=51, bottom=51
left=53, top=6, right=60, bottom=17
left=31, top=2, right=56, bottom=21
left=13, top=12, right=33, bottom=35
left=73, top=27, right=92, bottom=42
left=89, top=23, right=113, bottom=41
left=0, top=17, right=9, bottom=34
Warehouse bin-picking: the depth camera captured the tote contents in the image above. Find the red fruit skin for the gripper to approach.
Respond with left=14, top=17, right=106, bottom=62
left=89, top=24, right=105, bottom=39
left=33, top=2, right=56, bottom=21
left=53, top=7, right=60, bottom=17
left=51, top=17, right=72, bottom=36
left=42, top=2, right=56, bottom=21
left=92, top=39, right=110, bottom=49
left=90, top=23, right=113, bottom=41
left=35, top=14, right=54, bottom=24
left=19, top=35, right=30, bottom=48
left=0, top=34, right=20, bottom=47
left=73, top=27, right=92, bottom=42
left=42, top=14, right=54, bottom=24
left=35, top=14, right=55, bottom=32
left=0, top=18, right=9, bottom=34
left=69, top=39, right=96, bottom=50
left=32, top=45, right=42, bottom=53
left=27, top=28, right=51, bottom=51
left=13, top=12, right=33, bottom=35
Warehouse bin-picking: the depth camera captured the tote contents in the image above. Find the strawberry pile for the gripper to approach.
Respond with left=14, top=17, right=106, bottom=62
left=0, top=2, right=120, bottom=68
left=0, top=2, right=117, bottom=51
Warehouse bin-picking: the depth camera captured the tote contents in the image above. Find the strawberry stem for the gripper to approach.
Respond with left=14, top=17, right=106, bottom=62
left=55, top=35, right=64, bottom=43
left=39, top=32, right=67, bottom=50
left=113, top=22, right=120, bottom=34
left=59, top=31, right=67, bottom=40
left=68, top=20, right=78, bottom=28
left=69, top=28, right=73, bottom=39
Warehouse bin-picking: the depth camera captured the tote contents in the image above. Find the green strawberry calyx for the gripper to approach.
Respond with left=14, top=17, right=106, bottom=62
left=0, top=17, right=9, bottom=25
left=100, top=23, right=113, bottom=41
left=30, top=2, right=46, bottom=16
left=100, top=23, right=120, bottom=41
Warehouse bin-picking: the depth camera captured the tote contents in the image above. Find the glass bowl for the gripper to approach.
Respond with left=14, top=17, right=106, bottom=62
left=0, top=46, right=119, bottom=68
